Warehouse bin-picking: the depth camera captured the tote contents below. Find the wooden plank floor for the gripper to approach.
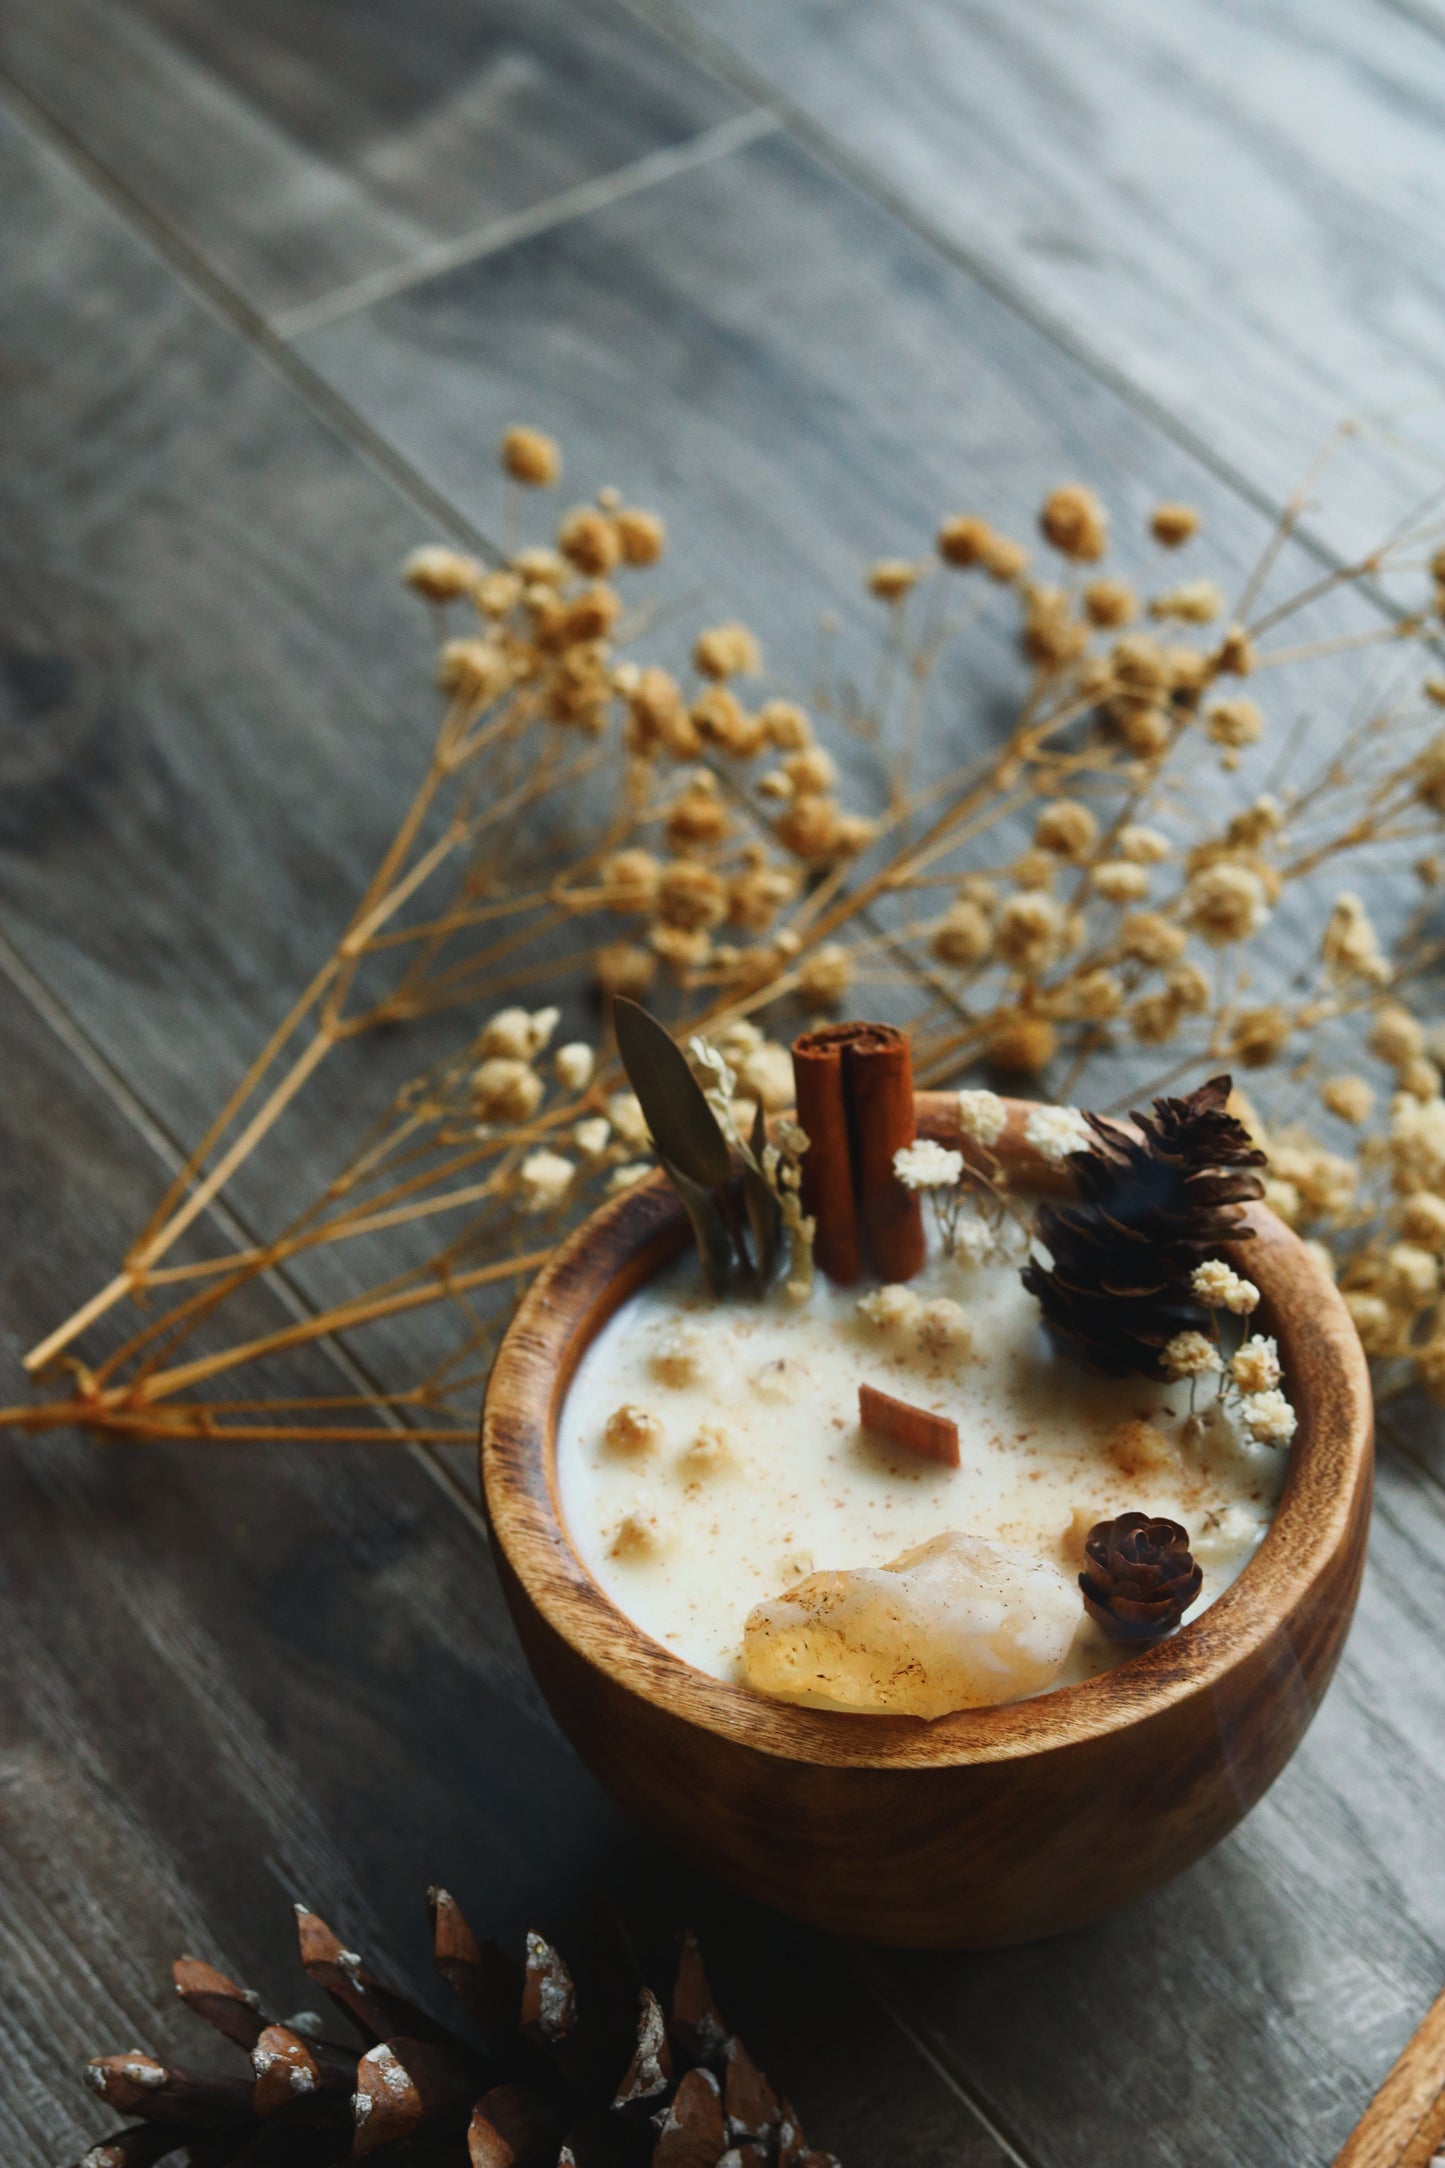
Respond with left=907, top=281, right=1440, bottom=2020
left=1, top=3, right=1442, bottom=2163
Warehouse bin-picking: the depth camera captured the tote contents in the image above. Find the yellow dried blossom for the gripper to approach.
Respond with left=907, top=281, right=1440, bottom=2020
left=995, top=892, right=1067, bottom=974
left=657, top=860, right=729, bottom=932
left=690, top=685, right=764, bottom=758
left=987, top=1011, right=1057, bottom=1074
left=1165, top=962, right=1211, bottom=1014
left=1054, top=967, right=1124, bottom=1021
left=797, top=943, right=854, bottom=1008
left=650, top=924, right=711, bottom=975
left=557, top=505, right=621, bottom=576
left=728, top=863, right=797, bottom=931
left=1118, top=825, right=1171, bottom=863
left=694, top=622, right=762, bottom=680
left=628, top=667, right=699, bottom=758
left=436, top=637, right=510, bottom=705
left=600, top=848, right=661, bottom=912
left=666, top=775, right=731, bottom=849
left=1344, top=1290, right=1396, bottom=1354
left=1083, top=577, right=1136, bottom=629
left=1011, top=847, right=1058, bottom=892
left=1229, top=1006, right=1291, bottom=1069
left=1161, top=1330, right=1220, bottom=1379
left=1212, top=625, right=1256, bottom=676
left=937, top=513, right=995, bottom=568
left=1321, top=1074, right=1374, bottom=1125
left=1150, top=580, right=1225, bottom=624
left=615, top=507, right=665, bottom=566
left=1150, top=502, right=1201, bottom=547
left=978, top=531, right=1030, bottom=582
left=1114, top=702, right=1172, bottom=757
left=559, top=584, right=621, bottom=645
left=1130, top=992, right=1182, bottom=1045
left=759, top=699, right=813, bottom=750
left=785, top=746, right=837, bottom=795
left=1226, top=797, right=1283, bottom=848
left=500, top=425, right=560, bottom=487
left=1186, top=861, right=1270, bottom=945
left=477, top=1005, right=557, bottom=1061
left=1034, top=799, right=1098, bottom=859
left=833, top=811, right=879, bottom=856
left=554, top=1042, right=595, bottom=1093
left=868, top=559, right=923, bottom=601
left=1111, top=632, right=1172, bottom=693
left=515, top=1149, right=575, bottom=1214
left=1021, top=583, right=1090, bottom=667
left=1400, top=1191, right=1445, bottom=1247
left=776, top=795, right=841, bottom=859
left=594, top=943, right=656, bottom=1000
left=1119, top=912, right=1187, bottom=967
left=1091, top=860, right=1151, bottom=905
left=476, top=569, right=523, bottom=616
left=1205, top=697, right=1264, bottom=751
left=1323, top=893, right=1389, bottom=985
left=513, top=545, right=567, bottom=585
left=471, top=1057, right=544, bottom=1123
left=1385, top=1241, right=1440, bottom=1307
left=1370, top=1005, right=1426, bottom=1069
left=1040, top=484, right=1109, bottom=562
left=402, top=545, right=483, bottom=602
left=930, top=900, right=993, bottom=968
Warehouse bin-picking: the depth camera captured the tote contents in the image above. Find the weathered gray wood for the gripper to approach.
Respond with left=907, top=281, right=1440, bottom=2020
left=0, top=966, right=1016, bottom=2168
left=646, top=0, right=1445, bottom=565
left=0, top=0, right=744, bottom=320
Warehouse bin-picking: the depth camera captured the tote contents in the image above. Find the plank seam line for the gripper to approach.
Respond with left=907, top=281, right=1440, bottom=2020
left=0, top=927, right=493, bottom=1543
left=273, top=107, right=781, bottom=341
left=608, top=0, right=1412, bottom=606
left=0, top=68, right=504, bottom=565
left=845, top=1944, right=1043, bottom=2168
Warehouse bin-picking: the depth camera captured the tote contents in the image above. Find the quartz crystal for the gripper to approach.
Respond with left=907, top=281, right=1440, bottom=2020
left=742, top=1530, right=1082, bottom=1717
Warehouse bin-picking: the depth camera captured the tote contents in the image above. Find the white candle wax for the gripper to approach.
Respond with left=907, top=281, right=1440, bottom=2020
left=555, top=1241, right=1286, bottom=1706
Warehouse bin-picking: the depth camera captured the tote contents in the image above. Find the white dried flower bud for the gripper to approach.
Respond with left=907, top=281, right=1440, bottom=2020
left=1190, top=1260, right=1260, bottom=1314
left=572, top=1116, right=611, bottom=1159
left=917, top=1299, right=973, bottom=1355
left=856, top=1285, right=922, bottom=1332
left=957, top=1089, right=1008, bottom=1148
left=1239, top=1389, right=1297, bottom=1445
left=893, top=1140, right=964, bottom=1191
left=1025, top=1105, right=1090, bottom=1164
left=607, top=1091, right=650, bottom=1147
left=1231, top=1336, right=1281, bottom=1394
left=554, top=1042, right=595, bottom=1093
left=471, top=1058, right=544, bottom=1123
left=1161, top=1330, right=1221, bottom=1379
left=515, top=1150, right=574, bottom=1214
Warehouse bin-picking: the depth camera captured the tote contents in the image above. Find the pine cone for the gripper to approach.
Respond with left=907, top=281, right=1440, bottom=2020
left=1080, top=1512, right=1203, bottom=1642
left=1021, top=1074, right=1265, bottom=1378
left=69, top=1895, right=839, bottom=2168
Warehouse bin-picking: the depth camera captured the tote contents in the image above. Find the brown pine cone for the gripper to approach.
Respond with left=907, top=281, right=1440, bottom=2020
left=1022, top=1074, right=1265, bottom=1378
left=1080, top=1512, right=1203, bottom=1642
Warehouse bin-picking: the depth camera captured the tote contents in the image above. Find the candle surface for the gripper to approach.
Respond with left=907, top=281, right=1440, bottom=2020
left=555, top=1243, right=1285, bottom=1700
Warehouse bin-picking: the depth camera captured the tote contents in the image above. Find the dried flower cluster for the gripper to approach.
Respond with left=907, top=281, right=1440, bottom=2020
left=9, top=423, right=1445, bottom=1448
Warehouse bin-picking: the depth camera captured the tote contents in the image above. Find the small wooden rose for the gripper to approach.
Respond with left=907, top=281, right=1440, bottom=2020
left=1080, top=1511, right=1203, bottom=1643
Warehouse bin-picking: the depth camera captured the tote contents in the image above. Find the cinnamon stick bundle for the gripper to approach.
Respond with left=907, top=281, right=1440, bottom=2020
left=792, top=1022, right=925, bottom=1285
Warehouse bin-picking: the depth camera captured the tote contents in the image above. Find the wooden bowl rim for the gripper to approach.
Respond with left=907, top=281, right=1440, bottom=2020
left=481, top=1091, right=1373, bottom=1771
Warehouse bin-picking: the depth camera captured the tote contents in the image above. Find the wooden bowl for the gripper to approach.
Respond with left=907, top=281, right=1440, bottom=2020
left=481, top=1093, right=1372, bottom=1948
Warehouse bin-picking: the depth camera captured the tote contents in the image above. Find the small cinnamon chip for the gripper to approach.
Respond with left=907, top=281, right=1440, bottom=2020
left=858, top=1381, right=959, bottom=1467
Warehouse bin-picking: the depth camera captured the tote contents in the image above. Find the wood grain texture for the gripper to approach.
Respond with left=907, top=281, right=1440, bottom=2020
left=1332, top=1980, right=1445, bottom=2165
left=0, top=0, right=743, bottom=320
left=482, top=1094, right=1373, bottom=1947
left=0, top=967, right=1015, bottom=2168
left=649, top=0, right=1445, bottom=565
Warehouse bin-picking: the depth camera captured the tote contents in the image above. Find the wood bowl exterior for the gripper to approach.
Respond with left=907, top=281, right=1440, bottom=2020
left=481, top=1093, right=1373, bottom=1948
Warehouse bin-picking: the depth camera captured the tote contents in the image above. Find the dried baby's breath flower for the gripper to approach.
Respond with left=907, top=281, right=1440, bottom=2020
left=1370, top=1005, right=1425, bottom=1069
left=501, top=425, right=560, bottom=486
left=1055, top=967, right=1124, bottom=1021
left=1024, top=1104, right=1090, bottom=1164
left=402, top=545, right=483, bottom=603
left=694, top=622, right=762, bottom=680
left=1205, top=696, right=1264, bottom=751
left=953, top=1212, right=997, bottom=1264
left=515, top=1150, right=574, bottom=1213
left=1323, top=893, right=1389, bottom=985
left=729, top=863, right=797, bottom=931
left=1011, top=846, right=1058, bottom=892
left=1130, top=991, right=1182, bottom=1045
left=604, top=1404, right=663, bottom=1455
left=476, top=569, right=522, bottom=616
left=797, top=942, right=854, bottom=1008
left=608, top=1161, right=652, bottom=1193
left=472, top=1057, right=544, bottom=1123
left=833, top=811, right=879, bottom=856
left=1187, top=861, right=1270, bottom=945
left=1150, top=579, right=1225, bottom=624
left=758, top=698, right=813, bottom=750
left=1212, top=624, right=1256, bottom=676
left=1083, top=577, right=1136, bottom=629
left=1345, top=1290, right=1395, bottom=1353
left=1040, top=484, right=1109, bottom=562
left=1231, top=1336, right=1281, bottom=1393
left=786, top=746, right=837, bottom=795
left=868, top=558, right=923, bottom=601
left=607, top=1091, right=650, bottom=1150
left=989, top=1011, right=1057, bottom=1075
left=691, top=684, right=764, bottom=758
left=937, top=513, right=995, bottom=569
left=1034, top=799, right=1098, bottom=859
left=573, top=1116, right=611, bottom=1158
left=1263, top=1175, right=1302, bottom=1225
left=666, top=775, right=731, bottom=849
left=1022, top=583, right=1090, bottom=667
left=1091, top=859, right=1151, bottom=905
left=437, top=637, right=510, bottom=705
left=1399, top=1191, right=1445, bottom=1247
left=600, top=850, right=661, bottom=912
left=894, top=1140, right=965, bottom=1191
left=996, top=892, right=1068, bottom=974
left=1166, top=962, right=1211, bottom=1013
left=1118, top=824, right=1171, bottom=863
left=557, top=505, right=620, bottom=576
left=554, top=1042, right=595, bottom=1093
left=775, top=794, right=841, bottom=860
left=1162, top=1330, right=1221, bottom=1379
left=1240, top=1389, right=1296, bottom=1445
left=1150, top=502, right=1201, bottom=547
left=931, top=901, right=993, bottom=967
left=957, top=1088, right=1008, bottom=1148
left=657, top=860, right=728, bottom=932
left=478, top=1006, right=547, bottom=1061
left=615, top=507, right=665, bottom=566
left=1385, top=1240, right=1440, bottom=1306
left=1229, top=1005, right=1291, bottom=1069
left=1119, top=911, right=1187, bottom=967
left=1325, top=1075, right=1377, bottom=1127
left=627, top=666, right=697, bottom=757
left=1192, top=1260, right=1260, bottom=1314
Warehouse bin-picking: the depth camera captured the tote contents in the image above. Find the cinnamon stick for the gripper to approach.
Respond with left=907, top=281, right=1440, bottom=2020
left=859, top=1381, right=960, bottom=1467
left=791, top=1022, right=924, bottom=1284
